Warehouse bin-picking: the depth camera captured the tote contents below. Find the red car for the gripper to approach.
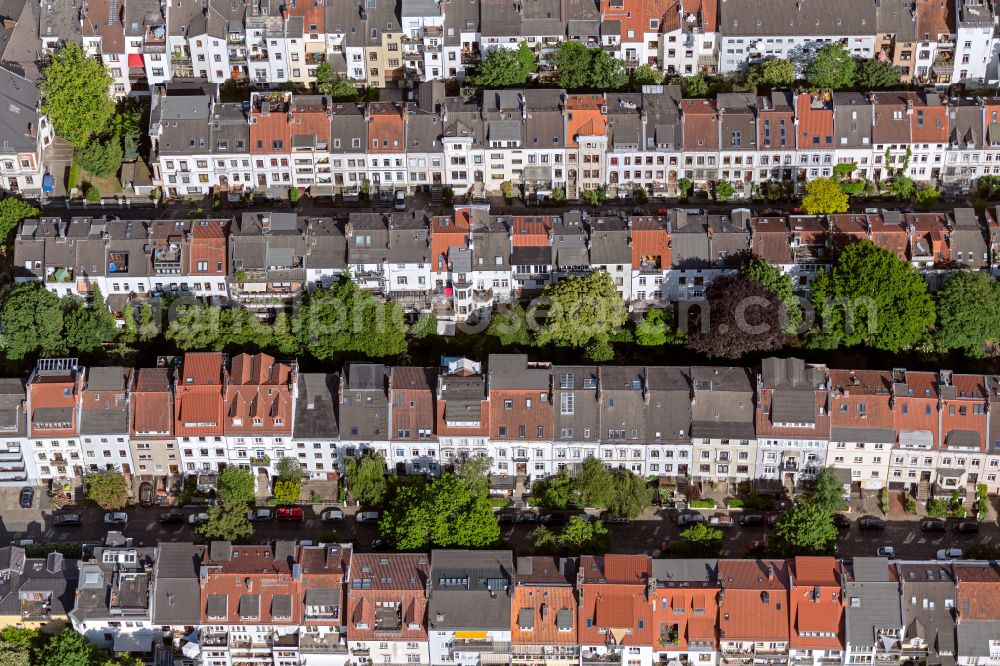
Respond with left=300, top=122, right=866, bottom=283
left=276, top=506, right=304, bottom=522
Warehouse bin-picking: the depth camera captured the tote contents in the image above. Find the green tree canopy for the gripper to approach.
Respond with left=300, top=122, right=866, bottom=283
left=802, top=177, right=850, bottom=215
left=887, top=175, right=916, bottom=200
left=62, top=287, right=118, bottom=353
left=41, top=42, right=114, bottom=149
left=217, top=466, right=256, bottom=505
left=0, top=282, right=64, bottom=360
left=344, top=451, right=388, bottom=508
left=33, top=628, right=97, bottom=666
left=554, top=42, right=627, bottom=89
left=299, top=278, right=407, bottom=360
left=85, top=471, right=129, bottom=510
left=773, top=501, right=839, bottom=555
left=487, top=302, right=535, bottom=346
left=674, top=523, right=725, bottom=557
left=272, top=479, right=301, bottom=504
left=276, top=456, right=305, bottom=483
left=76, top=139, right=124, bottom=176
left=197, top=502, right=254, bottom=542
left=748, top=58, right=795, bottom=87
left=635, top=308, right=684, bottom=346
left=811, top=468, right=848, bottom=512
left=713, top=180, right=735, bottom=201
left=532, top=468, right=583, bottom=510
left=668, top=74, right=709, bottom=97
left=855, top=58, right=901, bottom=89
left=739, top=257, right=804, bottom=331
left=165, top=304, right=224, bottom=351
left=915, top=185, right=941, bottom=207
left=631, top=64, right=663, bottom=87
left=935, top=270, right=1000, bottom=356
left=472, top=43, right=537, bottom=87
left=314, top=62, right=360, bottom=99
left=380, top=472, right=500, bottom=550
left=0, top=198, right=38, bottom=244
left=810, top=240, right=935, bottom=351
left=457, top=455, right=493, bottom=496
left=606, top=469, right=653, bottom=519
left=805, top=44, right=856, bottom=90
left=534, top=271, right=628, bottom=349
left=577, top=457, right=615, bottom=509
left=533, top=516, right=611, bottom=555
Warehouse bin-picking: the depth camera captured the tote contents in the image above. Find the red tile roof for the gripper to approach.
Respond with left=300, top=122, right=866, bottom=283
left=131, top=368, right=173, bottom=437
left=789, top=557, right=843, bottom=649
left=224, top=354, right=295, bottom=436
left=511, top=216, right=554, bottom=247
left=630, top=217, right=670, bottom=270
left=828, top=370, right=895, bottom=432
left=796, top=93, right=834, bottom=150
left=390, top=367, right=437, bottom=440
left=566, top=95, right=608, bottom=147
left=347, top=553, right=429, bottom=641
left=751, top=217, right=794, bottom=264
left=911, top=93, right=949, bottom=144
left=955, top=564, right=1000, bottom=620
left=718, top=560, right=790, bottom=642
left=681, top=99, right=719, bottom=151
left=368, top=103, right=406, bottom=153
left=512, top=584, right=578, bottom=645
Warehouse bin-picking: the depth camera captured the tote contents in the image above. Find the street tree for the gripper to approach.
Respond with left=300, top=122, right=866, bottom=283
left=457, top=455, right=493, bottom=496
left=0, top=198, right=38, bottom=244
left=739, top=257, right=803, bottom=330
left=40, top=43, right=114, bottom=149
left=773, top=502, right=839, bottom=555
left=935, top=270, right=1000, bottom=357
left=810, top=240, right=935, bottom=351
left=472, top=44, right=537, bottom=87
left=855, top=58, right=901, bottom=89
left=217, top=466, right=256, bottom=505
left=802, top=177, right=850, bottom=215
left=635, top=308, right=684, bottom=346
left=344, top=450, right=388, bottom=508
left=805, top=44, right=856, bottom=90
left=298, top=278, right=407, bottom=360
left=687, top=274, right=788, bottom=359
left=165, top=304, right=224, bottom=351
left=533, top=468, right=582, bottom=509
left=276, top=457, right=305, bottom=483
left=811, top=468, right=848, bottom=512
left=197, top=502, right=254, bottom=542
left=0, top=282, right=64, bottom=360
left=380, top=472, right=499, bottom=549
left=915, top=185, right=941, bottom=208
left=675, top=523, right=725, bottom=557
left=314, top=62, right=359, bottom=99
left=62, top=287, right=118, bottom=353
left=747, top=58, right=795, bottom=87
left=534, top=271, right=628, bottom=350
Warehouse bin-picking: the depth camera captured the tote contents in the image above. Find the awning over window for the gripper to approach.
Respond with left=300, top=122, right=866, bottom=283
left=128, top=53, right=144, bottom=67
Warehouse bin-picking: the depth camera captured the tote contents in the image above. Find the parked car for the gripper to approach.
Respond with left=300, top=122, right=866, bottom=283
left=858, top=516, right=885, bottom=531
left=709, top=514, right=735, bottom=529
left=394, top=190, right=406, bottom=211
left=833, top=513, right=851, bottom=530
left=104, top=512, right=128, bottom=526
left=738, top=513, right=765, bottom=528
left=159, top=511, right=184, bottom=525
left=539, top=513, right=569, bottom=526
left=497, top=512, right=516, bottom=525
left=604, top=514, right=630, bottom=525
left=18, top=487, right=33, bottom=509
left=876, top=546, right=896, bottom=558
left=139, top=482, right=154, bottom=507
left=747, top=539, right=767, bottom=555
left=53, top=513, right=82, bottom=527
left=320, top=508, right=345, bottom=523
left=920, top=518, right=947, bottom=533
left=937, top=548, right=964, bottom=560
left=188, top=512, right=209, bottom=525
left=246, top=508, right=274, bottom=522
left=371, top=539, right=393, bottom=551
left=276, top=506, right=304, bottom=522
left=954, top=520, right=980, bottom=535
left=356, top=511, right=380, bottom=523
left=515, top=511, right=539, bottom=524
left=677, top=512, right=706, bottom=527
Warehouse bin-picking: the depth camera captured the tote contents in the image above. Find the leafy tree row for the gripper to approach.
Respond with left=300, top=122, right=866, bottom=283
left=530, top=459, right=653, bottom=519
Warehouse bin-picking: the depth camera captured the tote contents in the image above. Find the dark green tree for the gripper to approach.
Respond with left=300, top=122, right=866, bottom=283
left=33, top=628, right=97, bottom=666
left=344, top=450, right=388, bottom=508
left=276, top=456, right=305, bottom=483
left=855, top=58, right=901, bottom=89
left=165, top=304, right=224, bottom=350
left=197, top=502, right=254, bottom=542
left=935, top=270, right=1000, bottom=356
left=739, top=257, right=803, bottom=330
left=577, top=457, right=615, bottom=509
left=810, top=240, right=935, bottom=351
left=0, top=198, right=38, bottom=244
left=607, top=468, right=654, bottom=519
left=487, top=303, right=535, bottom=346
left=713, top=180, right=735, bottom=201
left=62, top=287, right=118, bottom=353
left=674, top=523, right=724, bottom=557
left=631, top=64, right=663, bottom=87
left=0, top=282, right=64, bottom=360
left=297, top=278, right=407, bottom=360
left=887, top=175, right=916, bottom=200
left=554, top=42, right=595, bottom=89
left=805, top=44, right=856, bottom=89
left=76, top=139, right=124, bottom=176
left=811, top=468, right=847, bottom=512
left=668, top=74, right=709, bottom=97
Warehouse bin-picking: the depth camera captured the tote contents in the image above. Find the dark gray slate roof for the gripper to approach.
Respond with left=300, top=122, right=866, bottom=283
left=152, top=542, right=205, bottom=625
left=429, top=549, right=513, bottom=630
left=720, top=0, right=876, bottom=36
left=294, top=373, right=339, bottom=440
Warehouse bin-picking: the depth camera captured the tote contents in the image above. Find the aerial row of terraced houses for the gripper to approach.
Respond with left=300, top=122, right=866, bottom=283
left=10, top=205, right=1000, bottom=319
left=4, top=352, right=1000, bottom=507
left=25, top=541, right=1000, bottom=666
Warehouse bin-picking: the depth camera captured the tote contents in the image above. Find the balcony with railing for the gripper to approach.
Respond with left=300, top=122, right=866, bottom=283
left=453, top=639, right=511, bottom=654
left=582, top=650, right=623, bottom=665
left=305, top=52, right=325, bottom=64
left=201, top=631, right=228, bottom=647
left=299, top=632, right=347, bottom=652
